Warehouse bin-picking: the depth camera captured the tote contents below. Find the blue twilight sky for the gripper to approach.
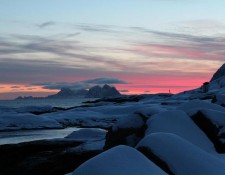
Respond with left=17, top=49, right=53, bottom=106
left=0, top=0, right=225, bottom=99
left=1, top=0, right=225, bottom=32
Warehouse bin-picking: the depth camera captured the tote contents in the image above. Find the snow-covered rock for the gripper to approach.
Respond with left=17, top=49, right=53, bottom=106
left=91, top=103, right=145, bottom=115
left=0, top=112, right=62, bottom=131
left=206, top=74, right=225, bottom=94
left=136, top=133, right=225, bottom=175
left=112, top=114, right=145, bottom=131
left=63, top=128, right=107, bottom=154
left=194, top=109, right=225, bottom=131
left=191, top=109, right=225, bottom=152
left=65, top=128, right=107, bottom=142
left=0, top=105, right=55, bottom=114
left=45, top=102, right=152, bottom=129
left=70, top=145, right=168, bottom=175
left=45, top=109, right=118, bottom=129
left=215, top=93, right=225, bottom=105
left=177, top=99, right=225, bottom=115
left=145, top=110, right=216, bottom=153
left=134, top=106, right=167, bottom=117
left=104, top=114, right=146, bottom=149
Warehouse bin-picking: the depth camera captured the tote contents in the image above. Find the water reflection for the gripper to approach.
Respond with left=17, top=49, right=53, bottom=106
left=0, top=127, right=79, bottom=145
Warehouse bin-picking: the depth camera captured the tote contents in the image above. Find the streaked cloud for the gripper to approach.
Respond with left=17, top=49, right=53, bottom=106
left=37, top=21, right=56, bottom=28
left=0, top=20, right=224, bottom=99
left=10, top=86, right=21, bottom=89
left=127, top=28, right=225, bottom=62
left=83, top=78, right=128, bottom=84
left=26, top=88, right=36, bottom=90
left=120, top=89, right=129, bottom=92
left=31, top=82, right=52, bottom=86
left=42, top=82, right=90, bottom=90
left=74, top=24, right=118, bottom=33
left=41, top=77, right=128, bottom=90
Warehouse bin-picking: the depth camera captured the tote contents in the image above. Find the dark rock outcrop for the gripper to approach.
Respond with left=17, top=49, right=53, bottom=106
left=104, top=114, right=147, bottom=149
left=210, top=63, right=225, bottom=82
left=191, top=111, right=225, bottom=153
left=137, top=147, right=174, bottom=175
left=83, top=95, right=144, bottom=104
left=0, top=139, right=103, bottom=175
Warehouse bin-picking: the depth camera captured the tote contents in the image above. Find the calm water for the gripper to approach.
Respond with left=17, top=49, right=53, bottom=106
left=0, top=98, right=96, bottom=108
left=0, top=127, right=80, bottom=145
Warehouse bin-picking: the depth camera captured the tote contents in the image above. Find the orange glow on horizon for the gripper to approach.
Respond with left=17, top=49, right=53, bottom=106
left=0, top=73, right=211, bottom=100
left=0, top=84, right=58, bottom=94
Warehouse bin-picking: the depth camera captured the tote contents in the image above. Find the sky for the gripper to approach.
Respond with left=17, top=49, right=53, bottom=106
left=1, top=0, right=225, bottom=99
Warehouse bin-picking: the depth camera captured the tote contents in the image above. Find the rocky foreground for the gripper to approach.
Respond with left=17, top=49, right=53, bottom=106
left=1, top=64, right=225, bottom=175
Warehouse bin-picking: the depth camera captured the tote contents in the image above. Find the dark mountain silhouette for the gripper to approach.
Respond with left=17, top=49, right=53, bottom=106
left=48, top=88, right=76, bottom=98
left=16, top=84, right=121, bottom=99
left=86, top=84, right=121, bottom=98
left=47, top=88, right=88, bottom=99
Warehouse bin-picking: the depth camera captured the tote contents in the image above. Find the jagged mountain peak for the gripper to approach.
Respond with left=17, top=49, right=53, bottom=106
left=86, top=84, right=121, bottom=98
left=47, top=84, right=121, bottom=99
left=56, top=88, right=76, bottom=96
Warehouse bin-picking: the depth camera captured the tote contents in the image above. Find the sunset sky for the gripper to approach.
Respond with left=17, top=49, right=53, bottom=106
left=1, top=0, right=225, bottom=99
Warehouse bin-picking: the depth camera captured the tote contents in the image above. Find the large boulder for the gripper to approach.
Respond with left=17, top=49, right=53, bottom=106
left=64, top=128, right=107, bottom=154
left=145, top=110, right=216, bottom=153
left=136, top=133, right=225, bottom=175
left=177, top=99, right=225, bottom=115
left=70, top=145, right=168, bottom=175
left=191, top=109, right=225, bottom=152
left=104, top=114, right=146, bottom=149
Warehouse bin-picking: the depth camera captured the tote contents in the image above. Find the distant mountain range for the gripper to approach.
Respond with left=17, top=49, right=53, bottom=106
left=16, top=84, right=121, bottom=100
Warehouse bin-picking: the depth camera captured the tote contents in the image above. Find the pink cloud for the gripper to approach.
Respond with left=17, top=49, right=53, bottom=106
left=128, top=44, right=225, bottom=61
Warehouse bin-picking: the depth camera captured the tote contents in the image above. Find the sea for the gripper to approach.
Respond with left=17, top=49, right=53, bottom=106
left=0, top=98, right=97, bottom=108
